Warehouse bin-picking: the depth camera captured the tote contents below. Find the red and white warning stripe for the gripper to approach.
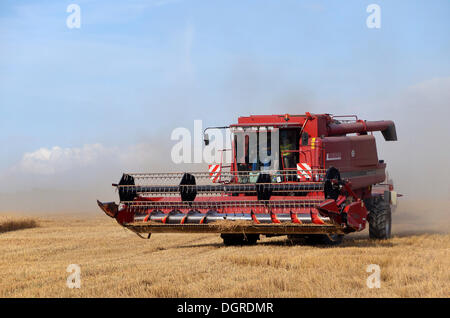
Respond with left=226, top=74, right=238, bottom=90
left=297, top=163, right=312, bottom=180
left=208, top=164, right=221, bottom=183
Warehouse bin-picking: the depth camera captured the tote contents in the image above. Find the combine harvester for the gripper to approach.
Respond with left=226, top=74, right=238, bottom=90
left=98, top=113, right=398, bottom=245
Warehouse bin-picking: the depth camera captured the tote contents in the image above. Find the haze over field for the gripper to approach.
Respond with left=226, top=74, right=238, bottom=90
left=0, top=1, right=449, bottom=214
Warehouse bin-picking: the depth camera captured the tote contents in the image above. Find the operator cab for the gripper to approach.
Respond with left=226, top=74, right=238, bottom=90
left=232, top=127, right=301, bottom=182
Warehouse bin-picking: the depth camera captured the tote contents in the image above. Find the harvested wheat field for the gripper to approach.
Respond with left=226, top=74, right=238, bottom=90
left=0, top=200, right=449, bottom=298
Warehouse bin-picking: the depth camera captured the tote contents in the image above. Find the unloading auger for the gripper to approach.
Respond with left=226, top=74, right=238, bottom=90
left=98, top=113, right=399, bottom=245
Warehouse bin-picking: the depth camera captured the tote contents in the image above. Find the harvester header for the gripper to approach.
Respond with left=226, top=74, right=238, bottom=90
left=98, top=113, right=398, bottom=245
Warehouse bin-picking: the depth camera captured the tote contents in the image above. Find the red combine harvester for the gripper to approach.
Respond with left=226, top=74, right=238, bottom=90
left=98, top=113, right=398, bottom=245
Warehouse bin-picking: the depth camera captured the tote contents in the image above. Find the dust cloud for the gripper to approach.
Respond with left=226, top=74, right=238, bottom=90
left=392, top=199, right=449, bottom=235
left=375, top=77, right=450, bottom=234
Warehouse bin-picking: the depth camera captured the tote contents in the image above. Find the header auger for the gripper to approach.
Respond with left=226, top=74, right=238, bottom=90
left=98, top=113, right=398, bottom=245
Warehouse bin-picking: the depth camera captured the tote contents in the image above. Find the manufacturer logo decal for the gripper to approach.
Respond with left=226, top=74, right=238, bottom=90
left=326, top=153, right=342, bottom=161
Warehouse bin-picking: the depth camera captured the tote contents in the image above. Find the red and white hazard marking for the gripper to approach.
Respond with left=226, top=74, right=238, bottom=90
left=208, top=164, right=221, bottom=183
left=297, top=163, right=312, bottom=180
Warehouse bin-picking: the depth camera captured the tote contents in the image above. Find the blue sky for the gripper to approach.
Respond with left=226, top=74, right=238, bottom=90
left=0, top=0, right=449, bottom=211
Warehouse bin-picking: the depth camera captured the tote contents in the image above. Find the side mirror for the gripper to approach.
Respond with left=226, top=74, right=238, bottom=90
left=301, top=132, right=309, bottom=146
left=204, top=133, right=210, bottom=146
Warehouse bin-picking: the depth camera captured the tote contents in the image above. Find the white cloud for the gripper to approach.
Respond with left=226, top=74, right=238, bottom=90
left=11, top=139, right=182, bottom=178
left=16, top=144, right=117, bottom=175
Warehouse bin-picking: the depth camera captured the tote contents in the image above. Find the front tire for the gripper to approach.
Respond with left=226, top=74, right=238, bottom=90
left=368, top=195, right=392, bottom=239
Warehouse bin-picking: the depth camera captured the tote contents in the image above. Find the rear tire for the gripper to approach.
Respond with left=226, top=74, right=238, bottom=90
left=221, top=234, right=259, bottom=246
left=367, top=196, right=392, bottom=239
